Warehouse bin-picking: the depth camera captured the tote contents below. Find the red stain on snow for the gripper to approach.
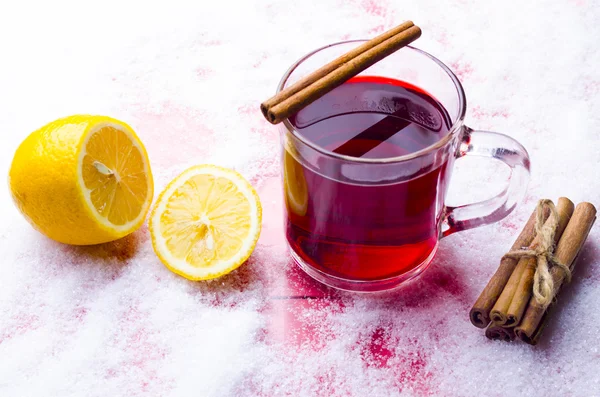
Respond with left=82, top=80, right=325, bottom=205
left=193, top=34, right=222, bottom=47
left=248, top=158, right=280, bottom=188
left=257, top=176, right=285, bottom=247
left=267, top=297, right=342, bottom=350
left=356, top=324, right=434, bottom=393
left=583, top=78, right=600, bottom=98
left=361, top=326, right=395, bottom=368
left=282, top=259, right=336, bottom=299
left=471, top=107, right=485, bottom=120
left=377, top=260, right=470, bottom=310
left=361, top=0, right=387, bottom=16
left=195, top=67, right=213, bottom=78
left=237, top=101, right=279, bottom=144
left=449, top=61, right=474, bottom=81
left=253, top=53, right=270, bottom=69
left=499, top=218, right=521, bottom=232
left=491, top=110, right=510, bottom=118
left=392, top=348, right=433, bottom=394
left=231, top=378, right=269, bottom=397
left=436, top=31, right=450, bottom=48
left=265, top=253, right=343, bottom=347
left=128, top=101, right=214, bottom=167
left=314, top=369, right=353, bottom=397
left=52, top=305, right=91, bottom=338
left=105, top=368, right=118, bottom=379
left=430, top=268, right=466, bottom=298
left=0, top=313, right=41, bottom=345
left=104, top=301, right=171, bottom=392
left=238, top=104, right=256, bottom=116
left=251, top=125, right=279, bottom=144
left=368, top=25, right=386, bottom=35
left=471, top=105, right=510, bottom=120
left=72, top=306, right=89, bottom=322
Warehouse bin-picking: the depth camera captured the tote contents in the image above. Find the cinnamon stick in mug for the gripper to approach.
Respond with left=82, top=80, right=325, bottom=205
left=505, top=198, right=574, bottom=326
left=260, top=22, right=422, bottom=124
left=470, top=206, right=549, bottom=328
left=515, top=202, right=597, bottom=344
left=261, top=21, right=414, bottom=117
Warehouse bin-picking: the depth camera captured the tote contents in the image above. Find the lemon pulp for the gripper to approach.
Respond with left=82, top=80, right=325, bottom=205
left=81, top=125, right=150, bottom=228
left=150, top=165, right=261, bottom=280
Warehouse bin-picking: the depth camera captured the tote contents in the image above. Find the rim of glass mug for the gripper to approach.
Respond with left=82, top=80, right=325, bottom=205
left=276, top=41, right=467, bottom=164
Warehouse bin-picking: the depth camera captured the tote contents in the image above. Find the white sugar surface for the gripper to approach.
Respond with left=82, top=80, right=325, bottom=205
left=1, top=0, right=599, bottom=396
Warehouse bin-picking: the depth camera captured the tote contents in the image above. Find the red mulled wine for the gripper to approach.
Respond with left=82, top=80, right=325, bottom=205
left=284, top=76, right=453, bottom=281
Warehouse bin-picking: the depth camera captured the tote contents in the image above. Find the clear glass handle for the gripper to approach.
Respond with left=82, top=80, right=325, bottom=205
left=442, top=127, right=531, bottom=237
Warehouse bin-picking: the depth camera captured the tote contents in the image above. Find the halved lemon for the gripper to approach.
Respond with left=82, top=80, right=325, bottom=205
left=149, top=165, right=262, bottom=280
left=9, top=115, right=153, bottom=245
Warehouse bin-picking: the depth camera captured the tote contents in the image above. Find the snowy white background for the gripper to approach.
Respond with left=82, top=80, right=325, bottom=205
left=1, top=0, right=599, bottom=396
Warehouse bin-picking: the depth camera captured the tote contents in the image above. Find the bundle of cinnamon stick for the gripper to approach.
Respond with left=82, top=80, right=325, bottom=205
left=470, top=198, right=597, bottom=345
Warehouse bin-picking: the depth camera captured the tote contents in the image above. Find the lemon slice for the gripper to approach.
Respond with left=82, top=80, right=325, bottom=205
left=80, top=121, right=152, bottom=231
left=149, top=165, right=262, bottom=280
left=283, top=148, right=308, bottom=216
left=9, top=115, right=153, bottom=245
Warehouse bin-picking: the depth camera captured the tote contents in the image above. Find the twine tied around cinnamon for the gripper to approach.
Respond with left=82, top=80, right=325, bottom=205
left=503, top=199, right=572, bottom=308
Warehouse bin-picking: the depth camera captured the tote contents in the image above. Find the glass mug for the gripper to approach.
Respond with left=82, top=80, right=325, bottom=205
left=276, top=41, right=530, bottom=292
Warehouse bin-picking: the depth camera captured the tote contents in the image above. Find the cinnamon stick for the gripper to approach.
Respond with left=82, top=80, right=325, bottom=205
left=515, top=202, right=597, bottom=344
left=469, top=207, right=547, bottom=328
left=260, top=23, right=422, bottom=124
left=261, top=21, right=414, bottom=118
left=485, top=322, right=516, bottom=342
left=489, top=203, right=553, bottom=326
left=526, top=251, right=583, bottom=345
left=490, top=259, right=528, bottom=326
left=505, top=198, right=574, bottom=326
